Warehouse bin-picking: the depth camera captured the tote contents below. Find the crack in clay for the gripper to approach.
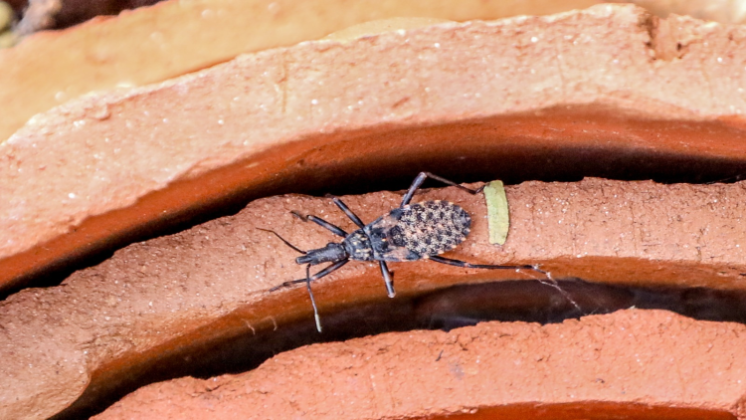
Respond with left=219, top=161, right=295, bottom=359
left=552, top=40, right=568, bottom=102
left=699, top=56, right=717, bottom=113
left=277, top=51, right=289, bottom=116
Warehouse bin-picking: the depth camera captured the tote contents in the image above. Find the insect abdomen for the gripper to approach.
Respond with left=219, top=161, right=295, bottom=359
left=365, top=200, right=471, bottom=262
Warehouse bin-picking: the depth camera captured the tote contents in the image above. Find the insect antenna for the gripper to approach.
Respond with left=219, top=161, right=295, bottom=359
left=257, top=228, right=307, bottom=255
left=259, top=228, right=328, bottom=331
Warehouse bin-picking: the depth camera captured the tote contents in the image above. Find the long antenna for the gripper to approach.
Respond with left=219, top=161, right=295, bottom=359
left=257, top=228, right=307, bottom=255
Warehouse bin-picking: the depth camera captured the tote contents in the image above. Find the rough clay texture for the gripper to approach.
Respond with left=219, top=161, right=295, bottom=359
left=0, top=0, right=600, bottom=142
left=3, top=5, right=746, bottom=292
left=1, top=178, right=745, bottom=419
left=93, top=309, right=746, bottom=420
left=4, top=4, right=746, bottom=419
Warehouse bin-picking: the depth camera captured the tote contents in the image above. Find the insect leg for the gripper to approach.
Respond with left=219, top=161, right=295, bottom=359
left=400, top=172, right=486, bottom=207
left=291, top=211, right=348, bottom=237
left=303, top=265, right=324, bottom=332
left=325, top=195, right=366, bottom=229
left=379, top=261, right=395, bottom=298
left=432, top=256, right=581, bottom=312
left=269, top=259, right=349, bottom=291
left=428, top=255, right=546, bottom=275
left=270, top=260, right=349, bottom=332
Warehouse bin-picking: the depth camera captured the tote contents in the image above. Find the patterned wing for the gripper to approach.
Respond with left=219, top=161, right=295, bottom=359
left=365, top=200, right=471, bottom=261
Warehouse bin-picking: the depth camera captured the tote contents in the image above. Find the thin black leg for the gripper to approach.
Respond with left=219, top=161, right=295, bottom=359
left=326, top=195, right=366, bottom=229
left=400, top=172, right=486, bottom=207
left=379, top=261, right=395, bottom=298
left=429, top=255, right=546, bottom=275
left=270, top=259, right=349, bottom=332
left=304, top=265, right=323, bottom=332
left=269, top=259, right=349, bottom=291
left=291, top=211, right=348, bottom=237
left=430, top=256, right=579, bottom=312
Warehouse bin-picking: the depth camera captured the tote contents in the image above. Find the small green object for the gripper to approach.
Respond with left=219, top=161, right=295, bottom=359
left=484, top=180, right=509, bottom=245
left=0, top=31, right=17, bottom=49
left=0, top=2, right=12, bottom=32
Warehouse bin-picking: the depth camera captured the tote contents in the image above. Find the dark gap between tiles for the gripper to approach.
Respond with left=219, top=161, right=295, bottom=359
left=4, top=143, right=746, bottom=300
left=52, top=278, right=746, bottom=420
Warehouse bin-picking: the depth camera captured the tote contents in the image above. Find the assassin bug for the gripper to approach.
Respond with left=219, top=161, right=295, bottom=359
left=261, top=172, right=545, bottom=332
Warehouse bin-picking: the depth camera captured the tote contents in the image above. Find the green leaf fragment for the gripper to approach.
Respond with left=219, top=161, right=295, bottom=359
left=484, top=180, right=509, bottom=245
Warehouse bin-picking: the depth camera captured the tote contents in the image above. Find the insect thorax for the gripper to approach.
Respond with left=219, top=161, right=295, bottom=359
left=364, top=200, right=471, bottom=262
left=343, top=230, right=375, bottom=261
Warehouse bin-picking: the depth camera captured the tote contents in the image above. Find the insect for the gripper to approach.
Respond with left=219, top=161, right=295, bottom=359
left=261, top=172, right=545, bottom=332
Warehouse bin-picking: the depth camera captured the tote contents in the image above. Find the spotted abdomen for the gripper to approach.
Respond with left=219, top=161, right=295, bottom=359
left=364, top=200, right=471, bottom=262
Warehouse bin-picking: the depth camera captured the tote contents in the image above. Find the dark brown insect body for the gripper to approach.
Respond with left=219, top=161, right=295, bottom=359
left=366, top=200, right=471, bottom=262
left=298, top=200, right=470, bottom=268
left=263, top=172, right=543, bottom=332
